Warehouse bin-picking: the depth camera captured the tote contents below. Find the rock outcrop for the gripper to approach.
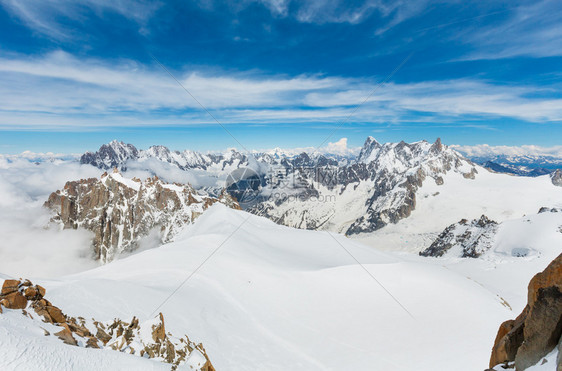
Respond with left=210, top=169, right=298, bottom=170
left=0, top=279, right=215, bottom=371
left=44, top=170, right=240, bottom=263
left=538, top=206, right=562, bottom=214
left=489, top=253, right=562, bottom=370
left=419, top=215, right=498, bottom=258
left=552, top=169, right=562, bottom=187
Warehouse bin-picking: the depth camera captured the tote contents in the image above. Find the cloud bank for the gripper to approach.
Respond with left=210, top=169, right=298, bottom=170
left=0, top=158, right=102, bottom=278
left=452, top=144, right=562, bottom=158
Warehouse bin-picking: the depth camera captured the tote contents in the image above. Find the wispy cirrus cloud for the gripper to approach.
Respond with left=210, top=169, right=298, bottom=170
left=0, top=0, right=160, bottom=39
left=1, top=0, right=429, bottom=40
left=0, top=51, right=561, bottom=130
left=461, top=0, right=562, bottom=59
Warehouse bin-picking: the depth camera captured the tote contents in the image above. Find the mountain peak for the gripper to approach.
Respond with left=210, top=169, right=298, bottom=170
left=430, top=137, right=443, bottom=154
left=364, top=136, right=381, bottom=147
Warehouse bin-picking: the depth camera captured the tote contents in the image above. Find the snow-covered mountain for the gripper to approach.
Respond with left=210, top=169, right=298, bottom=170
left=80, top=140, right=346, bottom=172
left=80, top=141, right=139, bottom=170
left=44, top=169, right=240, bottom=263
left=252, top=137, right=479, bottom=235
left=79, top=138, right=480, bottom=235
left=76, top=138, right=562, bottom=244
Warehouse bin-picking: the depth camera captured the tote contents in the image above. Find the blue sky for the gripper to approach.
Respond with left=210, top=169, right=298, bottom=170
left=0, top=0, right=561, bottom=154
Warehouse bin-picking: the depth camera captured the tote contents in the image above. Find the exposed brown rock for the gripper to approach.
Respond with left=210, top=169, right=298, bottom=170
left=55, top=323, right=78, bottom=346
left=86, top=336, right=100, bottom=349
left=36, top=285, right=46, bottom=298
left=490, top=307, right=528, bottom=367
left=0, top=291, right=28, bottom=309
left=67, top=318, right=91, bottom=337
left=46, top=305, right=66, bottom=324
left=152, top=312, right=166, bottom=343
left=490, top=253, right=562, bottom=370
left=1, top=279, right=21, bottom=295
left=95, top=326, right=112, bottom=345
left=23, top=286, right=38, bottom=299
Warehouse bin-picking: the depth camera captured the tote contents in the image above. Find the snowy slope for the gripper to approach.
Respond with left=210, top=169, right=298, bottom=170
left=0, top=308, right=174, bottom=371
left=356, top=166, right=562, bottom=253
left=427, top=209, right=562, bottom=313
left=1, top=204, right=532, bottom=371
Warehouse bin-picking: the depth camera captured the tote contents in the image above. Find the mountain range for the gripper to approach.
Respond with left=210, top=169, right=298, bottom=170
left=79, top=138, right=480, bottom=235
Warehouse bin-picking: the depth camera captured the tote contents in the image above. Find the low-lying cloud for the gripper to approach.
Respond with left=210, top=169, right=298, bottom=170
left=452, top=144, right=562, bottom=158
left=0, top=158, right=102, bottom=278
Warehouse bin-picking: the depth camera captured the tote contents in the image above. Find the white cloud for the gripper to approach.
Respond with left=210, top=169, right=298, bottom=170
left=462, top=0, right=562, bottom=59
left=324, top=137, right=359, bottom=155
left=451, top=144, right=562, bottom=158
left=258, top=137, right=361, bottom=156
left=0, top=0, right=160, bottom=39
left=0, top=158, right=103, bottom=278
left=0, top=51, right=561, bottom=129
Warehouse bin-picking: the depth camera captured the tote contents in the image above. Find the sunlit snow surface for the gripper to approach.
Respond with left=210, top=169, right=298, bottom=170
left=2, top=204, right=561, bottom=370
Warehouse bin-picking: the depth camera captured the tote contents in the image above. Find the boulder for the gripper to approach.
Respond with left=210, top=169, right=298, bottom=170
left=46, top=305, right=66, bottom=324
left=0, top=291, right=28, bottom=309
left=1, top=279, right=21, bottom=295
left=36, top=285, right=46, bottom=298
left=24, top=286, right=38, bottom=299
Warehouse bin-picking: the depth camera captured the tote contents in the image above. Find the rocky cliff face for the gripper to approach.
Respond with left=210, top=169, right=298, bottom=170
left=44, top=170, right=240, bottom=263
left=489, top=253, right=562, bottom=370
left=420, top=215, right=498, bottom=258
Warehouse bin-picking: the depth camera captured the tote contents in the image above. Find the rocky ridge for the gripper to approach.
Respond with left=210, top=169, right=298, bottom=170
left=419, top=215, right=498, bottom=258
left=0, top=279, right=214, bottom=371
left=44, top=169, right=240, bottom=263
left=489, top=253, right=562, bottom=370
